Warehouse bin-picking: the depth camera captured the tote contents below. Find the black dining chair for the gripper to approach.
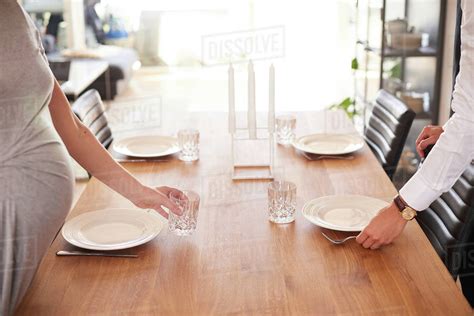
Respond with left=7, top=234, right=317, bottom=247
left=364, top=90, right=416, bottom=179
left=49, top=59, right=71, bottom=82
left=416, top=161, right=474, bottom=305
left=72, top=89, right=113, bottom=149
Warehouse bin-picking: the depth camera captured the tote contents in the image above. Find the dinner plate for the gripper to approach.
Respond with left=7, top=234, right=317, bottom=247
left=113, top=135, right=180, bottom=158
left=62, top=208, right=165, bottom=250
left=292, top=133, right=364, bottom=155
left=302, top=195, right=389, bottom=231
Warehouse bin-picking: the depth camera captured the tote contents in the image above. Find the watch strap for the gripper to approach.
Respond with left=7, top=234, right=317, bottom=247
left=394, top=195, right=407, bottom=212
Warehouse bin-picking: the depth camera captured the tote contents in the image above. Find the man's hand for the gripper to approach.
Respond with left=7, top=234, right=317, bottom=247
left=356, top=201, right=408, bottom=250
left=416, top=125, right=444, bottom=158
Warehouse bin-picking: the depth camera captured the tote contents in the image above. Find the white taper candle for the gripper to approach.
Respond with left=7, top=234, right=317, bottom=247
left=248, top=60, right=257, bottom=139
left=228, top=63, right=236, bottom=134
left=268, top=64, right=275, bottom=133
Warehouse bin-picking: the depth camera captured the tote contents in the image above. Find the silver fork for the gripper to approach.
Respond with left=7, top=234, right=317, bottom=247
left=301, top=152, right=354, bottom=161
left=321, top=232, right=357, bottom=245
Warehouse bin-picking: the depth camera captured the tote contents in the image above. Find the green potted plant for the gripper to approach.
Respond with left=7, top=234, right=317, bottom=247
left=329, top=58, right=359, bottom=120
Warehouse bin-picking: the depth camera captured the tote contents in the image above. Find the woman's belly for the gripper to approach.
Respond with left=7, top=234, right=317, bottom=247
left=0, top=125, right=74, bottom=220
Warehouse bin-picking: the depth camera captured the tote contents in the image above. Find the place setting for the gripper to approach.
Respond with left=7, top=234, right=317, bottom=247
left=301, top=194, right=389, bottom=244
left=271, top=112, right=365, bottom=161
left=292, top=132, right=364, bottom=158
left=58, top=208, right=164, bottom=258
left=110, top=128, right=200, bottom=163
left=265, top=178, right=388, bottom=246
left=57, top=190, right=201, bottom=258
left=265, top=177, right=388, bottom=245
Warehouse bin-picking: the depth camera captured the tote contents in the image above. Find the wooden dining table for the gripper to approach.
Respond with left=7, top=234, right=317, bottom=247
left=16, top=111, right=471, bottom=315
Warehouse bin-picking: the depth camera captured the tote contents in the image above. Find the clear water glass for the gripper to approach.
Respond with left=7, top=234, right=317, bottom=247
left=168, top=190, right=200, bottom=236
left=178, top=129, right=199, bottom=161
left=268, top=181, right=297, bottom=224
left=276, top=115, right=296, bottom=145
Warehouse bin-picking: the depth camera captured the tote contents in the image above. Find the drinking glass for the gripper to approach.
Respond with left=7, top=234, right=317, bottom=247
left=268, top=181, right=297, bottom=224
left=178, top=129, right=199, bottom=161
left=275, top=115, right=296, bottom=145
left=168, top=190, right=200, bottom=236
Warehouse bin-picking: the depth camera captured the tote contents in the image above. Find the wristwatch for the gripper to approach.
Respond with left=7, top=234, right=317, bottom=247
left=393, top=195, right=417, bottom=221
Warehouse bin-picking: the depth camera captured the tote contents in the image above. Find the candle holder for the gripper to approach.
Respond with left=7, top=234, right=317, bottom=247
left=231, top=126, right=275, bottom=180
left=228, top=62, right=275, bottom=180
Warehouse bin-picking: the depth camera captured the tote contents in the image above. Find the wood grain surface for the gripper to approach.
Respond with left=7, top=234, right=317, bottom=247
left=16, top=111, right=471, bottom=315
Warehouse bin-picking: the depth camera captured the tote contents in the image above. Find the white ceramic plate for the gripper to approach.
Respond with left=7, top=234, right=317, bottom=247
left=292, top=133, right=364, bottom=155
left=62, top=208, right=165, bottom=250
left=302, top=195, right=389, bottom=231
left=113, top=135, right=180, bottom=158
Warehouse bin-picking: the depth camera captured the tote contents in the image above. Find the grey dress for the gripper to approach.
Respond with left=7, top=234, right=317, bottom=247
left=0, top=2, right=74, bottom=315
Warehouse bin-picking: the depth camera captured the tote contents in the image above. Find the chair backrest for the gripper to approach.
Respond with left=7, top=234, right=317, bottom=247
left=364, top=90, right=416, bottom=178
left=49, top=60, right=71, bottom=82
left=416, top=162, right=474, bottom=278
left=72, top=89, right=113, bottom=149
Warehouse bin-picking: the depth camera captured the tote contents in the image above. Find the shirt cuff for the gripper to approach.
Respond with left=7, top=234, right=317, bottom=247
left=442, top=120, right=449, bottom=131
left=399, top=173, right=441, bottom=211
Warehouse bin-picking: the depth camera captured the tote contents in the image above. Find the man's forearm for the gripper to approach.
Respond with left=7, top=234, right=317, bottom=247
left=400, top=114, right=474, bottom=211
left=401, top=0, right=474, bottom=211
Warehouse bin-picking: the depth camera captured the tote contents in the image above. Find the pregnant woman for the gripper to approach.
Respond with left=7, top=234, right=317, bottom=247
left=0, top=2, right=181, bottom=314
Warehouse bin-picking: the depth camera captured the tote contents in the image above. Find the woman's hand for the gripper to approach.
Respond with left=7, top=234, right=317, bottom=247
left=132, top=185, right=184, bottom=219
left=416, top=125, right=444, bottom=158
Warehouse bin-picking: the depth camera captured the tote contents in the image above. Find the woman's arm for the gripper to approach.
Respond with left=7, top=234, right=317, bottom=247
left=48, top=79, right=180, bottom=218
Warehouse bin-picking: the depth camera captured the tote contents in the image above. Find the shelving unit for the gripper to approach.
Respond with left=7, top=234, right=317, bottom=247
left=355, top=0, right=446, bottom=124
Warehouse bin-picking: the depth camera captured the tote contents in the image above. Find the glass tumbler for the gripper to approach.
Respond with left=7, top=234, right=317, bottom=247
left=168, top=190, right=200, bottom=236
left=268, top=181, right=297, bottom=224
left=275, top=115, right=296, bottom=145
left=178, top=129, right=199, bottom=162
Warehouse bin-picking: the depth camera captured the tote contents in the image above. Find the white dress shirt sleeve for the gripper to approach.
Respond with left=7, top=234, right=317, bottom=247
left=399, top=0, right=474, bottom=211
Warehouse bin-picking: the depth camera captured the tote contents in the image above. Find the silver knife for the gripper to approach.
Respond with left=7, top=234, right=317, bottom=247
left=301, top=152, right=354, bottom=161
left=56, top=250, right=138, bottom=258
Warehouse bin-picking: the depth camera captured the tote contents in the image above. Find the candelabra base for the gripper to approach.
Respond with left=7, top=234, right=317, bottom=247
left=230, top=131, right=275, bottom=181
left=232, top=164, right=274, bottom=180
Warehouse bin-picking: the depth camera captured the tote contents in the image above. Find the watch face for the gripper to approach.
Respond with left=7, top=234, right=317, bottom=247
left=402, top=208, right=417, bottom=220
